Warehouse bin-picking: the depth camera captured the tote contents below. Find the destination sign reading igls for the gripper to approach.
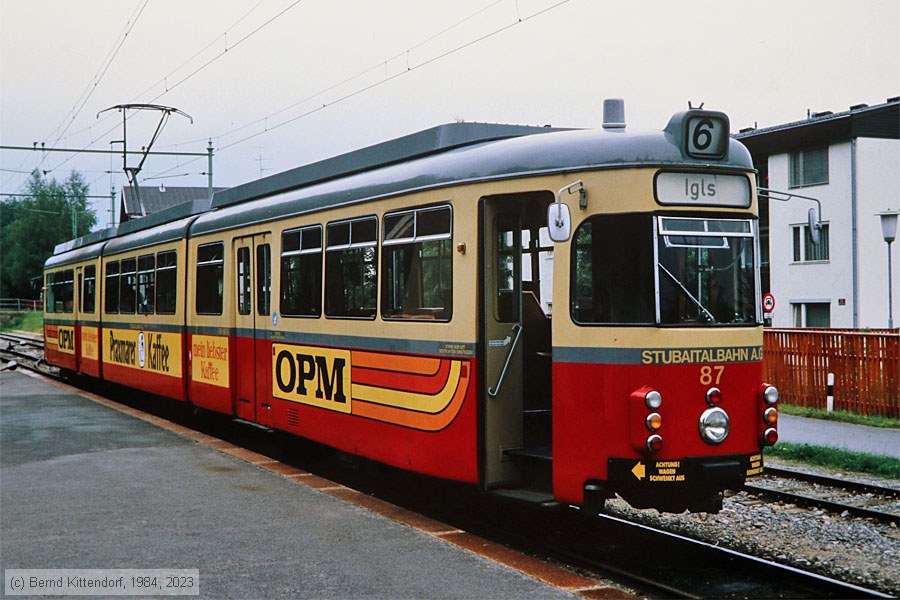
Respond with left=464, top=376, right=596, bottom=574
left=655, top=172, right=751, bottom=208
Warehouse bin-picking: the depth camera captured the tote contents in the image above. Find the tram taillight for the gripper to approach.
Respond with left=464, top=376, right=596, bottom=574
left=631, top=387, right=664, bottom=455
left=758, top=383, right=779, bottom=446
left=705, top=387, right=722, bottom=406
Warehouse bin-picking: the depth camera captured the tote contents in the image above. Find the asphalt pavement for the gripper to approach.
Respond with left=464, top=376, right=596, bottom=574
left=777, top=413, right=900, bottom=460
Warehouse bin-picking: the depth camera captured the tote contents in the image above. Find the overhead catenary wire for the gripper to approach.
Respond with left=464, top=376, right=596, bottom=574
left=148, top=0, right=571, bottom=182
left=18, top=0, right=299, bottom=188
left=2, top=0, right=149, bottom=194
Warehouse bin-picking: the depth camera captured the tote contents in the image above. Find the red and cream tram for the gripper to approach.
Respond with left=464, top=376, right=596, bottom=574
left=44, top=100, right=778, bottom=513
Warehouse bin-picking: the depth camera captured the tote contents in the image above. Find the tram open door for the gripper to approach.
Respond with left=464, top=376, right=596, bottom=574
left=481, top=192, right=554, bottom=492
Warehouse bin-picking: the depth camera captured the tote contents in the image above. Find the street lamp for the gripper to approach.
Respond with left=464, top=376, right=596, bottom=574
left=878, top=210, right=899, bottom=329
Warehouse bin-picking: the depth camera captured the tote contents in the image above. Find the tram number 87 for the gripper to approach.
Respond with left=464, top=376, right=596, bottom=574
left=700, top=365, right=725, bottom=386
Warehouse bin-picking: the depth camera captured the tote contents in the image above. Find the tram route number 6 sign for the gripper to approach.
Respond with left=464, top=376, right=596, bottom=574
left=685, top=113, right=729, bottom=159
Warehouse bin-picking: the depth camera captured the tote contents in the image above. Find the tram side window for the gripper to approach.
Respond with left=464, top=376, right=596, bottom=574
left=571, top=214, right=655, bottom=325
left=137, top=254, right=155, bottom=314
left=105, top=261, right=120, bottom=314
left=119, top=258, right=137, bottom=314
left=196, top=242, right=224, bottom=315
left=325, top=217, right=377, bottom=319
left=82, top=265, right=96, bottom=314
left=281, top=226, right=322, bottom=317
left=257, top=243, right=271, bottom=316
left=237, top=246, right=251, bottom=315
left=382, top=205, right=452, bottom=321
left=46, top=270, right=74, bottom=313
left=155, top=250, right=177, bottom=314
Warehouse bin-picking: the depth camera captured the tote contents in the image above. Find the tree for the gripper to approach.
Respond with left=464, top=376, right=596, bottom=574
left=0, top=171, right=97, bottom=299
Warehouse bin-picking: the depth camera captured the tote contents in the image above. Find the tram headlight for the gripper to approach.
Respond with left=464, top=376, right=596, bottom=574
left=761, top=384, right=779, bottom=405
left=698, top=407, right=730, bottom=445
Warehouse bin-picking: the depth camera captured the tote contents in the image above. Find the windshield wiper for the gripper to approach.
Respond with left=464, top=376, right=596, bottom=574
left=658, top=263, right=716, bottom=323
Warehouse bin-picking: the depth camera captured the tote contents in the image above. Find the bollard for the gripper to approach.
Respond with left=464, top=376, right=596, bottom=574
left=826, top=372, right=835, bottom=412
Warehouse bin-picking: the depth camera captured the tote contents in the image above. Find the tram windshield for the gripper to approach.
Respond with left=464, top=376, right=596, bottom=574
left=571, top=215, right=758, bottom=326
left=656, top=217, right=757, bottom=325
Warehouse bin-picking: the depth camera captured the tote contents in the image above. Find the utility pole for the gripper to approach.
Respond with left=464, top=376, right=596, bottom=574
left=208, top=139, right=214, bottom=201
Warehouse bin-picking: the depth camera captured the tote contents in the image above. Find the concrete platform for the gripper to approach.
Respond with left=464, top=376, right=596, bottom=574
left=0, top=371, right=585, bottom=599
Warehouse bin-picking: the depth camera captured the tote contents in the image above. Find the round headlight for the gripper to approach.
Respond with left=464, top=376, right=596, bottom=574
left=645, top=390, right=662, bottom=410
left=699, top=407, right=730, bottom=445
left=763, top=385, right=779, bottom=405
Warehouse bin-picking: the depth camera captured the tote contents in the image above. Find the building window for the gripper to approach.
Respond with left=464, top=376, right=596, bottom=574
left=792, top=223, right=829, bottom=262
left=382, top=205, right=452, bottom=321
left=325, top=217, right=378, bottom=318
left=789, top=147, right=828, bottom=188
left=281, top=225, right=322, bottom=317
left=196, top=242, right=224, bottom=315
left=792, top=302, right=831, bottom=328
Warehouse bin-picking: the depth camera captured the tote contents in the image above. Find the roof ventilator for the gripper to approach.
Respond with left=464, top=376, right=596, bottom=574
left=602, top=98, right=626, bottom=130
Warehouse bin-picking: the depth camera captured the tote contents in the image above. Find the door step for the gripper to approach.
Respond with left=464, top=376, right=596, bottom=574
left=488, top=488, right=559, bottom=507
left=232, top=418, right=274, bottom=433
left=504, top=445, right=552, bottom=462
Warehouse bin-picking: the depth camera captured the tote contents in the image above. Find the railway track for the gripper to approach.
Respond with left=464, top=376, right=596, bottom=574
left=0, top=332, right=51, bottom=374
left=743, top=465, right=900, bottom=526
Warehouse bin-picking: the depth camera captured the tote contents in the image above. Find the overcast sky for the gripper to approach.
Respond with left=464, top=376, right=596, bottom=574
left=2, top=0, right=898, bottom=229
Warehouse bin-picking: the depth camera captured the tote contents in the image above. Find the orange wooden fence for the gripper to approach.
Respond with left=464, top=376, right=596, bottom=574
left=763, top=328, right=899, bottom=418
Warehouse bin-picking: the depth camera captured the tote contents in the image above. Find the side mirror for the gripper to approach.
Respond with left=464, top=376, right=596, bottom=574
left=548, top=202, right=571, bottom=242
left=808, top=207, right=821, bottom=245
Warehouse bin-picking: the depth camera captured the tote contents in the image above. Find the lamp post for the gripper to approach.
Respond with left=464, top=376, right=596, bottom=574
left=878, top=210, right=899, bottom=329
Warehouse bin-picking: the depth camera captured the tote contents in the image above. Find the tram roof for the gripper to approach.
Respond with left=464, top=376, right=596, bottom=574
left=190, top=121, right=753, bottom=235
left=47, top=112, right=754, bottom=260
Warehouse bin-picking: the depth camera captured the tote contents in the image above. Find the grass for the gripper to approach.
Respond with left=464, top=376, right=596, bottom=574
left=778, top=403, right=900, bottom=429
left=0, top=311, right=43, bottom=333
left=766, top=443, right=900, bottom=480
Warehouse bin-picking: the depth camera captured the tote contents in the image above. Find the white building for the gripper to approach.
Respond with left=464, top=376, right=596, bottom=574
left=737, top=98, right=899, bottom=329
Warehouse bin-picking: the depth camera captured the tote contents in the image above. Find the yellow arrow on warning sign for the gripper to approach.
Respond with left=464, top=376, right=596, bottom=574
left=631, top=461, right=646, bottom=480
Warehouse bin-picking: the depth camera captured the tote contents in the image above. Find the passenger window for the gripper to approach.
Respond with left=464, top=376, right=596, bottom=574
left=325, top=217, right=377, bottom=318
left=237, top=246, right=251, bottom=315
left=104, top=261, right=120, bottom=314
left=155, top=250, right=177, bottom=314
left=257, top=243, right=271, bottom=316
left=119, top=258, right=137, bottom=314
left=46, top=270, right=74, bottom=314
left=137, top=254, right=155, bottom=314
left=196, top=242, right=224, bottom=315
left=281, top=226, right=322, bottom=317
left=382, top=205, right=452, bottom=321
left=82, top=265, right=96, bottom=314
